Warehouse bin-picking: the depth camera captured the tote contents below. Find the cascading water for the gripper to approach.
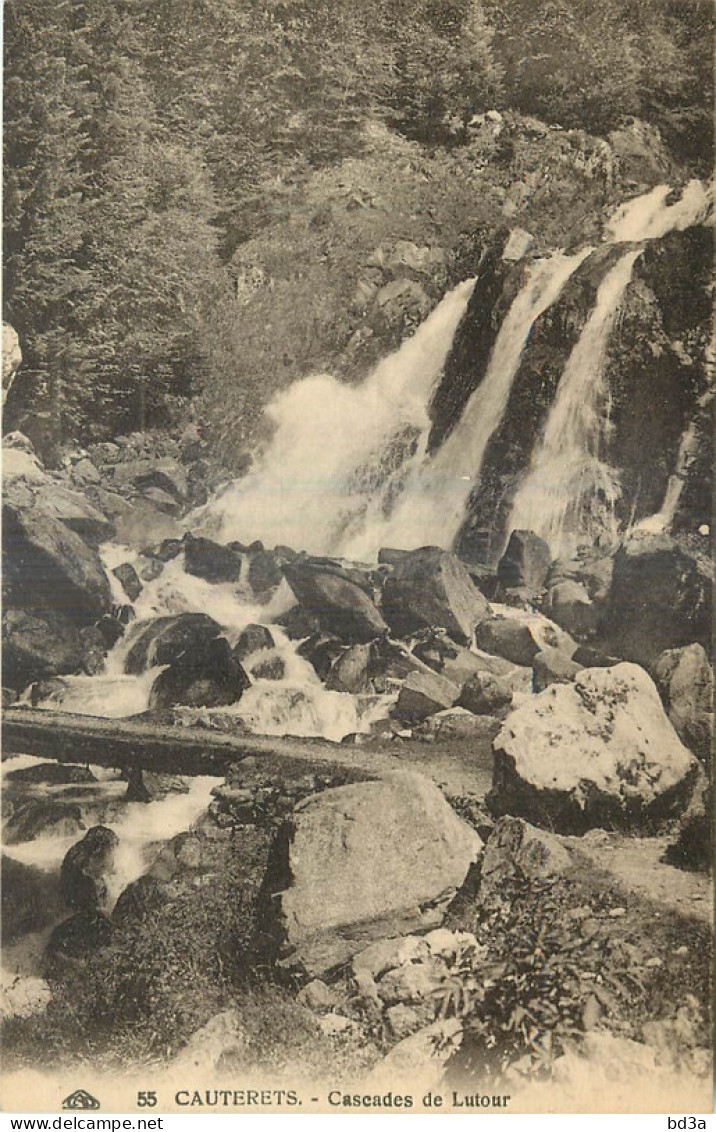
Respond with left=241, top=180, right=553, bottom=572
left=32, top=546, right=379, bottom=743
left=341, top=249, right=592, bottom=558
left=505, top=179, right=713, bottom=556
left=507, top=249, right=642, bottom=554
left=605, top=179, right=712, bottom=243
left=200, top=278, right=476, bottom=556
left=195, top=179, right=710, bottom=565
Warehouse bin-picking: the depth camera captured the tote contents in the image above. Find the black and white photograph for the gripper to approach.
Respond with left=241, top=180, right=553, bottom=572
left=1, top=0, right=713, bottom=1117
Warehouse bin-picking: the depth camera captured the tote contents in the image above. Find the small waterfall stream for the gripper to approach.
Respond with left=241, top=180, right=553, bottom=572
left=605, top=179, right=711, bottom=243
left=507, top=249, right=642, bottom=553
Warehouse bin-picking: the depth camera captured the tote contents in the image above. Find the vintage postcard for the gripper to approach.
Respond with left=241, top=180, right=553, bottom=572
left=1, top=0, right=713, bottom=1119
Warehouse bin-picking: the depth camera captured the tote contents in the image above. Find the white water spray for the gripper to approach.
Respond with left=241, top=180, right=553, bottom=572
left=200, top=279, right=476, bottom=555
left=508, top=249, right=641, bottom=554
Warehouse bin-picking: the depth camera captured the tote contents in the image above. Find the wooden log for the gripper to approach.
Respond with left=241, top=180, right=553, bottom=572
left=1, top=706, right=384, bottom=781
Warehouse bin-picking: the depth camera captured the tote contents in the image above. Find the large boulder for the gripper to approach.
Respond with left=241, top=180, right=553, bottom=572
left=3, top=501, right=111, bottom=622
left=60, top=826, right=119, bottom=912
left=283, top=561, right=388, bottom=644
left=247, top=549, right=283, bottom=596
left=295, top=633, right=345, bottom=680
left=148, top=636, right=250, bottom=710
left=2, top=609, right=83, bottom=689
left=653, top=643, right=713, bottom=766
left=112, top=498, right=183, bottom=546
left=457, top=670, right=513, bottom=716
left=325, top=643, right=373, bottom=694
left=263, top=771, right=483, bottom=976
left=479, top=816, right=572, bottom=901
left=543, top=579, right=598, bottom=638
left=413, top=630, right=515, bottom=683
left=603, top=534, right=712, bottom=666
left=491, top=663, right=699, bottom=832
left=392, top=670, right=460, bottom=722
left=232, top=623, right=275, bottom=662
left=367, top=636, right=436, bottom=688
left=475, top=616, right=540, bottom=666
left=112, top=562, right=143, bottom=602
left=541, top=551, right=615, bottom=637
left=532, top=646, right=583, bottom=692
left=546, top=552, right=614, bottom=605
left=183, top=535, right=243, bottom=584
left=124, top=612, right=222, bottom=674
left=381, top=547, right=490, bottom=645
left=5, top=762, right=96, bottom=786
left=416, top=708, right=501, bottom=743
left=497, top=529, right=551, bottom=593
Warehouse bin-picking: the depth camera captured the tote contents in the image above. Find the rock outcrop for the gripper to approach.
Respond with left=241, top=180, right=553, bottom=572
left=3, top=500, right=111, bottom=622
left=60, top=826, right=119, bottom=912
left=2, top=609, right=84, bottom=690
left=474, top=616, right=540, bottom=666
left=457, top=670, right=513, bottom=716
left=603, top=535, right=712, bottom=666
left=393, top=670, right=460, bottom=722
left=232, top=624, right=275, bottom=661
left=183, top=535, right=243, bottom=584
left=532, top=646, right=583, bottom=692
left=491, top=663, right=698, bottom=832
left=111, top=456, right=189, bottom=507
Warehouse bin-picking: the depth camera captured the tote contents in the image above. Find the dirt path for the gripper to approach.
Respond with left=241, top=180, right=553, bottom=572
left=566, top=830, right=712, bottom=924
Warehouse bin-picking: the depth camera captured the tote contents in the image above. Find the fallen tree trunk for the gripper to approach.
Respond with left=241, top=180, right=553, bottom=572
left=1, top=706, right=379, bottom=781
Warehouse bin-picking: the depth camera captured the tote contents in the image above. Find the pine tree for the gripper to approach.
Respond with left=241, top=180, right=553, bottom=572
left=3, top=0, right=96, bottom=444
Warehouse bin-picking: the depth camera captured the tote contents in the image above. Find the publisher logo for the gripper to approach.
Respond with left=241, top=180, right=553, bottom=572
left=62, top=1089, right=101, bottom=1111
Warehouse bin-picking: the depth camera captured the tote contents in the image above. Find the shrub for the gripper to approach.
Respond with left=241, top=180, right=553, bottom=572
left=443, top=876, right=647, bottom=1084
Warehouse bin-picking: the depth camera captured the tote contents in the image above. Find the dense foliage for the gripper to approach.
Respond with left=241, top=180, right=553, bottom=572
left=4, top=0, right=712, bottom=448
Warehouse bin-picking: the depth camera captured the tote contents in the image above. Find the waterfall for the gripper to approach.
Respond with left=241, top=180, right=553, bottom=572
left=340, top=248, right=592, bottom=559
left=633, top=388, right=714, bottom=535
left=508, top=250, right=641, bottom=554
left=196, top=180, right=711, bottom=564
left=504, top=180, right=712, bottom=557
left=199, top=278, right=476, bottom=556
left=605, top=179, right=712, bottom=243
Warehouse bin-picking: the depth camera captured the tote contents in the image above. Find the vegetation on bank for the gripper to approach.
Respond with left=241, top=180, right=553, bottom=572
left=3, top=816, right=711, bottom=1087
left=3, top=0, right=713, bottom=456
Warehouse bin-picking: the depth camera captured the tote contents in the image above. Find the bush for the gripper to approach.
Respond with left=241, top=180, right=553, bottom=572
left=444, top=876, right=647, bottom=1084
